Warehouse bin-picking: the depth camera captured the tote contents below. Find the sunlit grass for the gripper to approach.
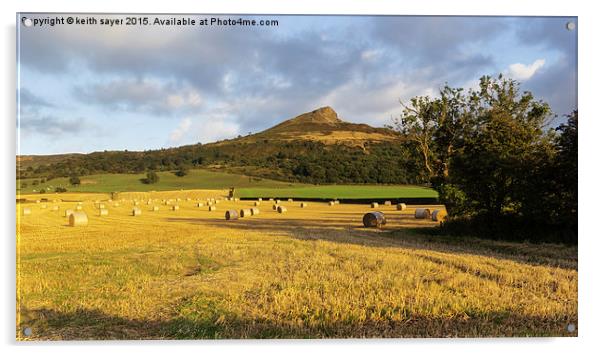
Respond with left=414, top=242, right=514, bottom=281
left=16, top=192, right=577, bottom=339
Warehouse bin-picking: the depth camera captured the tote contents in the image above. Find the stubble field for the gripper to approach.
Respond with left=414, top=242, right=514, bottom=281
left=16, top=191, right=577, bottom=339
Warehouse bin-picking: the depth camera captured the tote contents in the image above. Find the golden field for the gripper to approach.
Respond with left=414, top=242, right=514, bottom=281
left=16, top=191, right=577, bottom=339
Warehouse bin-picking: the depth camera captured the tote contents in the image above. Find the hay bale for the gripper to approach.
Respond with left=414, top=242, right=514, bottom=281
left=268, top=198, right=274, bottom=201
left=254, top=201, right=261, bottom=206
left=240, top=208, right=252, bottom=218
left=275, top=199, right=281, bottom=204
left=172, top=205, right=179, bottom=211
left=363, top=211, right=386, bottom=228
left=288, top=198, right=293, bottom=202
left=371, top=202, right=379, bottom=208
left=396, top=203, right=407, bottom=211
left=98, top=204, right=106, bottom=209
left=75, top=205, right=83, bottom=211
left=22, top=208, right=31, bottom=216
left=277, top=206, right=287, bottom=213
left=99, top=209, right=109, bottom=216
left=431, top=209, right=448, bottom=222
left=196, top=202, right=204, bottom=207
left=225, top=209, right=239, bottom=220
left=35, top=200, right=40, bottom=204
left=258, top=198, right=262, bottom=202
left=113, top=202, right=120, bottom=207
left=214, top=200, right=220, bottom=204
left=69, top=212, right=88, bottom=226
left=152, top=206, right=159, bottom=211
left=384, top=201, right=392, bottom=206
left=251, top=207, right=260, bottom=215
left=208, top=206, right=216, bottom=211
left=414, top=208, right=431, bottom=219
left=334, top=200, right=340, bottom=204
left=134, top=201, right=140, bottom=206
left=328, top=201, right=335, bottom=206
left=64, top=209, right=74, bottom=217
left=272, top=204, right=278, bottom=210
left=300, top=202, right=308, bottom=208
left=132, top=208, right=142, bottom=216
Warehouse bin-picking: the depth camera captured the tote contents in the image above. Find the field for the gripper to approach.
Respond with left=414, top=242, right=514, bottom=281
left=16, top=191, right=577, bottom=339
left=16, top=169, right=438, bottom=199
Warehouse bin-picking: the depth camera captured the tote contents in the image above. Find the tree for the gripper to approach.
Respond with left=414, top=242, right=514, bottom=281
left=143, top=170, right=159, bottom=184
left=174, top=167, right=189, bottom=177
left=69, top=175, right=81, bottom=186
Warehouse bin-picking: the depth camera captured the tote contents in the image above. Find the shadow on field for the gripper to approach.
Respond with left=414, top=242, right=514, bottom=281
left=18, top=306, right=575, bottom=340
left=165, top=216, right=577, bottom=270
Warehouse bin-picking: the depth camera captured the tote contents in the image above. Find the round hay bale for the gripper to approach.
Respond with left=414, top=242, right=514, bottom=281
left=363, top=211, right=386, bottom=228
left=272, top=204, right=278, bottom=210
left=35, top=200, right=40, bottom=204
left=371, top=202, right=379, bottom=208
left=251, top=207, right=260, bottom=215
left=334, top=200, right=340, bottom=204
left=300, top=202, right=308, bottom=208
left=328, top=201, right=335, bottom=206
left=22, top=208, right=31, bottom=216
left=240, top=208, right=252, bottom=218
left=132, top=208, right=142, bottom=216
left=431, top=209, right=448, bottom=222
left=214, top=200, right=220, bottom=204
left=234, top=198, right=239, bottom=202
left=254, top=201, right=261, bottom=206
left=415, top=208, right=431, bottom=219
left=258, top=198, right=263, bottom=202
left=172, top=205, right=179, bottom=211
left=196, top=202, right=204, bottom=207
left=268, top=198, right=274, bottom=201
left=98, top=204, right=106, bottom=209
left=152, top=206, right=159, bottom=211
left=64, top=209, right=74, bottom=217
left=225, top=210, right=239, bottom=220
left=99, top=209, right=109, bottom=216
left=208, top=206, right=216, bottom=211
left=277, top=206, right=287, bottom=214
left=69, top=212, right=88, bottom=226
left=134, top=201, right=140, bottom=206
left=288, top=198, right=293, bottom=202
left=384, top=201, right=392, bottom=206
left=396, top=203, right=407, bottom=211
left=275, top=199, right=281, bottom=204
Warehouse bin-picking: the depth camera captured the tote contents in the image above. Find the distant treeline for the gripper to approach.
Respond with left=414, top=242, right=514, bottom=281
left=18, top=140, right=425, bottom=185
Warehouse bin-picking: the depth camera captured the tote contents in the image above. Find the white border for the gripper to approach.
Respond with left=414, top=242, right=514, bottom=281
left=2, top=1, right=599, bottom=353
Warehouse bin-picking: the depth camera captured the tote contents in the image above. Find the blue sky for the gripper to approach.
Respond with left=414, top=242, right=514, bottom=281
left=17, top=15, right=577, bottom=155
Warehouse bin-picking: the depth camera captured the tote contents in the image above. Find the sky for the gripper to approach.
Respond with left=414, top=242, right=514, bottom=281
left=17, top=14, right=577, bottom=155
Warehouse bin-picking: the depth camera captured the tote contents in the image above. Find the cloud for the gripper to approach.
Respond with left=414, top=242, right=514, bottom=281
left=19, top=88, right=54, bottom=110
left=507, top=59, right=546, bottom=81
left=75, top=78, right=203, bottom=116
left=169, top=117, right=192, bottom=143
left=20, top=114, right=91, bottom=136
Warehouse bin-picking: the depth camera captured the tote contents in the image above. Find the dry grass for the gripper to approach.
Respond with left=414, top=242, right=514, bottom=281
left=16, top=192, right=577, bottom=340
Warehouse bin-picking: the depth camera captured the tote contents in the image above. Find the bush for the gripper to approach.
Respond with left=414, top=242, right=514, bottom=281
left=55, top=187, right=68, bottom=193
left=174, top=167, right=188, bottom=177
left=142, top=171, right=159, bottom=184
left=69, top=175, right=81, bottom=186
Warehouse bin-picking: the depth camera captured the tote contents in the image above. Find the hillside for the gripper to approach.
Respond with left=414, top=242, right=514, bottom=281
left=212, top=106, right=400, bottom=148
left=17, top=107, right=420, bottom=185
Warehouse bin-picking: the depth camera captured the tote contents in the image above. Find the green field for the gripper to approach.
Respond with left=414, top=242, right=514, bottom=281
left=17, top=169, right=438, bottom=200
left=237, top=185, right=437, bottom=199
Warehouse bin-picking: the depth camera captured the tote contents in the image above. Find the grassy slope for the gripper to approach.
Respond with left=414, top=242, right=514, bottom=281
left=16, top=169, right=296, bottom=194
left=17, top=197, right=577, bottom=339
left=17, top=169, right=438, bottom=199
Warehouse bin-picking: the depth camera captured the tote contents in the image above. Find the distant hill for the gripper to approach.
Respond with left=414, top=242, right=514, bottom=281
left=214, top=106, right=400, bottom=149
left=17, top=107, right=423, bottom=185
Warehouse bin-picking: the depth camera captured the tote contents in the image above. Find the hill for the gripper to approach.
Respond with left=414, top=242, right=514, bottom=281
left=17, top=107, right=421, bottom=185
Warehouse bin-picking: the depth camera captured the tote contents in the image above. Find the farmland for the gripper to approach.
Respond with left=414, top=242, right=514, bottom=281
left=16, top=191, right=577, bottom=339
left=16, top=169, right=438, bottom=200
